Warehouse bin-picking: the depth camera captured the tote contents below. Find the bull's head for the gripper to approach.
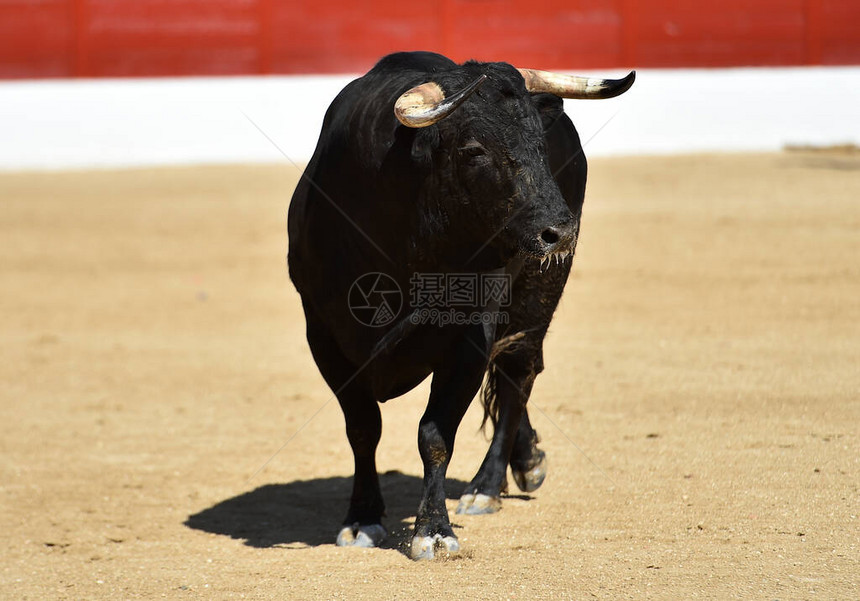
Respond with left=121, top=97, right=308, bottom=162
left=393, top=63, right=634, bottom=267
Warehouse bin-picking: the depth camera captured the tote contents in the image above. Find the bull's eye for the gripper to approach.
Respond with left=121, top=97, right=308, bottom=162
left=458, top=141, right=488, bottom=163
left=458, top=141, right=485, bottom=156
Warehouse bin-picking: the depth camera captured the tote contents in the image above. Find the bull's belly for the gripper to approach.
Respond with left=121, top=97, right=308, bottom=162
left=371, top=367, right=433, bottom=402
left=365, top=319, right=486, bottom=402
left=366, top=333, right=435, bottom=401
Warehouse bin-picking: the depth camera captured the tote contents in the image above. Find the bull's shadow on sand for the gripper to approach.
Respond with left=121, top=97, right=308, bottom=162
left=185, top=471, right=491, bottom=552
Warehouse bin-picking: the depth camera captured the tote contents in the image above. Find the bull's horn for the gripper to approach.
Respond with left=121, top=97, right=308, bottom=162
left=518, top=69, right=635, bottom=99
left=394, top=74, right=488, bottom=128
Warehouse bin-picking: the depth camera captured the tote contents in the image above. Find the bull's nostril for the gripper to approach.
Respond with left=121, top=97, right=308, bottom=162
left=540, top=228, right=560, bottom=246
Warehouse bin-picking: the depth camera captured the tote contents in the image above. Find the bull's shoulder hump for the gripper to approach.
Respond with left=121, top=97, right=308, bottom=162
left=370, top=51, right=457, bottom=76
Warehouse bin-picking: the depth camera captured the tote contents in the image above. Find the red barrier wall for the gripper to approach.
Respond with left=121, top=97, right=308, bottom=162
left=1, top=0, right=858, bottom=78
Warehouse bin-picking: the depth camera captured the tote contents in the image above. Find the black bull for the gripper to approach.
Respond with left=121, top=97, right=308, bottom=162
left=288, top=51, right=634, bottom=559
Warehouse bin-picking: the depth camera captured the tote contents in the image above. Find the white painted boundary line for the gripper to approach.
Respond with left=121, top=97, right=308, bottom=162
left=0, top=67, right=857, bottom=171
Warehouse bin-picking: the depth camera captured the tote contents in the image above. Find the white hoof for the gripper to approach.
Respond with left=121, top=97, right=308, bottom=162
left=409, top=534, right=461, bottom=560
left=455, top=492, right=502, bottom=515
left=511, top=451, right=547, bottom=493
left=336, top=523, right=387, bottom=548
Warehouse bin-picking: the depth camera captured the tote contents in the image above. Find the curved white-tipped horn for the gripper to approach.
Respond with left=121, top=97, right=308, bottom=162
left=517, top=69, right=635, bottom=99
left=394, top=74, right=488, bottom=128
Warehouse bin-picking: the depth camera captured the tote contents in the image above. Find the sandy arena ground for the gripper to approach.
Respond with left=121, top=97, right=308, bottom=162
left=1, top=152, right=858, bottom=600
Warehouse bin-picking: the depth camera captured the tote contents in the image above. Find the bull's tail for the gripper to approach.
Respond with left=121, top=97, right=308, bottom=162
left=480, top=331, right=527, bottom=433
left=480, top=361, right=500, bottom=434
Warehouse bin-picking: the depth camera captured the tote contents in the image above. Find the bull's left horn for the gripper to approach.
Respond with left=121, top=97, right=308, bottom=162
left=518, top=69, right=635, bottom=99
left=394, top=74, right=488, bottom=128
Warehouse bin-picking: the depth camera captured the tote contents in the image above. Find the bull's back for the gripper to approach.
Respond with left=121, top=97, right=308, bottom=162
left=288, top=52, right=458, bottom=295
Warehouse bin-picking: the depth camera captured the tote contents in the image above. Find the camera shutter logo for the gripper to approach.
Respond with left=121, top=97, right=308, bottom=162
left=348, top=273, right=403, bottom=327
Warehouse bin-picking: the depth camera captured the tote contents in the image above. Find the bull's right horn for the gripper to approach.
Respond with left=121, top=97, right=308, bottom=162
left=518, top=69, right=635, bottom=99
left=394, top=74, right=488, bottom=128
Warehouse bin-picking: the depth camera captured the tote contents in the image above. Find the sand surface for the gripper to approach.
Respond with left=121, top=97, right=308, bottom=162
left=1, top=152, right=858, bottom=599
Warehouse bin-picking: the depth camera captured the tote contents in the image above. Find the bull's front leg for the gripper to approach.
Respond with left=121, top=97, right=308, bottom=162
left=410, top=324, right=491, bottom=560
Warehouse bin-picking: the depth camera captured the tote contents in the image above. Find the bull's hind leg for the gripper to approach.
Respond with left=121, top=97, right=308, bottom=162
left=509, top=407, right=548, bottom=493
left=456, top=345, right=546, bottom=514
left=305, top=316, right=386, bottom=548
left=457, top=261, right=566, bottom=515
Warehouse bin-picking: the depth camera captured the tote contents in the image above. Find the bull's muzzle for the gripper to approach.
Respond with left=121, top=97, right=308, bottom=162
left=525, top=218, right=578, bottom=259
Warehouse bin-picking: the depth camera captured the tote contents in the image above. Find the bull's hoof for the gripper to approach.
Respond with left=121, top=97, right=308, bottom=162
left=511, top=450, right=547, bottom=493
left=409, top=534, right=460, bottom=561
left=336, top=523, right=387, bottom=548
left=455, top=492, right=502, bottom=515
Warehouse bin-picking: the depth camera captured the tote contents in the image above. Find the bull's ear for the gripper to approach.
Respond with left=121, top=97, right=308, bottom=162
left=410, top=126, right=439, bottom=163
left=531, top=92, right=565, bottom=131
